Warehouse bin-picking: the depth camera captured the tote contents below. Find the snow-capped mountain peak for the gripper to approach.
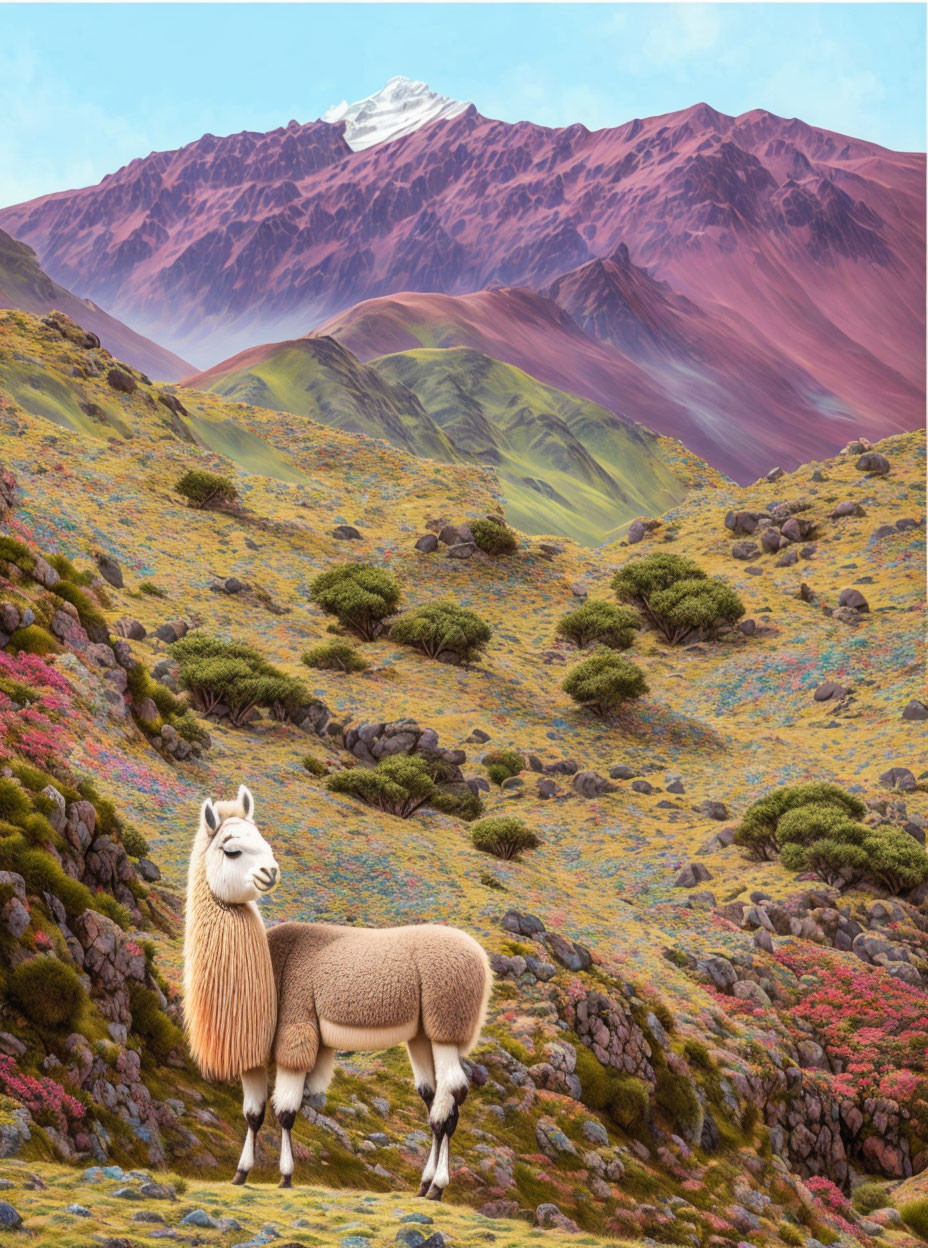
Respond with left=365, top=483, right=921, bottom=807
left=323, top=76, right=469, bottom=151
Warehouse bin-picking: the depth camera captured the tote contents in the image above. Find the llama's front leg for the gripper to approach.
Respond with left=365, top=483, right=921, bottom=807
left=273, top=1066, right=308, bottom=1188
left=407, top=1036, right=437, bottom=1197
left=232, top=1067, right=267, bottom=1185
left=425, top=1043, right=469, bottom=1201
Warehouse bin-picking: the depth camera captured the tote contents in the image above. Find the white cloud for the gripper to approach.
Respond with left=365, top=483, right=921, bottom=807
left=640, top=4, right=723, bottom=68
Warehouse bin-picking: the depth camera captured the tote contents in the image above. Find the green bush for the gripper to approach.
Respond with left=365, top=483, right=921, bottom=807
left=484, top=749, right=524, bottom=787
left=302, top=754, right=328, bottom=778
left=735, top=782, right=928, bottom=892
left=174, top=468, right=238, bottom=510
left=574, top=1045, right=651, bottom=1135
left=139, top=580, right=167, bottom=598
left=563, top=648, right=648, bottom=716
left=613, top=552, right=743, bottom=644
left=851, top=1184, right=890, bottom=1215
left=471, top=516, right=518, bottom=556
left=0, top=777, right=30, bottom=823
left=9, top=956, right=86, bottom=1029
left=390, top=599, right=492, bottom=664
left=556, top=601, right=640, bottom=650
left=16, top=847, right=94, bottom=916
left=901, top=1198, right=928, bottom=1243
left=8, top=625, right=60, bottom=656
left=129, top=983, right=183, bottom=1062
left=431, top=784, right=484, bottom=822
left=779, top=1222, right=805, bottom=1246
left=302, top=641, right=369, bottom=673
left=735, top=783, right=866, bottom=860
left=0, top=536, right=35, bottom=574
left=655, top=1063, right=702, bottom=1134
left=172, top=634, right=317, bottom=726
left=327, top=755, right=436, bottom=818
left=121, top=825, right=149, bottom=859
left=309, top=563, right=401, bottom=641
left=470, top=816, right=538, bottom=861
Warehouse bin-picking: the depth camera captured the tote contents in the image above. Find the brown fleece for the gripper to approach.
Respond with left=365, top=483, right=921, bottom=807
left=183, top=800, right=277, bottom=1082
left=267, top=921, right=491, bottom=1068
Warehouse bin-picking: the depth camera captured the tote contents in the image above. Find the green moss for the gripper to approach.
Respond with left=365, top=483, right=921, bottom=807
left=0, top=777, right=30, bottom=823
left=7, top=625, right=60, bottom=656
left=129, top=984, right=183, bottom=1062
left=779, top=1222, right=805, bottom=1245
left=851, top=1183, right=890, bottom=1215
left=8, top=956, right=86, bottom=1028
left=139, top=580, right=167, bottom=597
left=52, top=580, right=108, bottom=640
left=901, top=1199, right=928, bottom=1242
left=302, top=754, right=328, bottom=778
left=0, top=535, right=35, bottom=573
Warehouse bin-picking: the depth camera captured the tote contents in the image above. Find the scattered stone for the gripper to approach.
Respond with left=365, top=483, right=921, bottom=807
left=838, top=587, right=870, bottom=613
left=106, top=367, right=137, bottom=394
left=800, top=544, right=817, bottom=558
left=537, top=778, right=559, bottom=799
left=414, top=534, right=438, bottom=553
left=115, top=617, right=146, bottom=640
left=465, top=728, right=490, bottom=743
left=831, top=500, right=866, bottom=519
left=582, top=1119, right=609, bottom=1145
left=609, top=764, right=636, bottom=780
left=731, top=541, right=760, bottom=560
left=765, top=467, right=785, bottom=482
left=181, top=1210, right=218, bottom=1228
left=697, top=800, right=729, bottom=821
left=738, top=619, right=757, bottom=636
left=540, top=931, right=592, bottom=972
left=902, top=700, right=928, bottom=721
left=725, top=510, right=760, bottom=536
left=136, top=858, right=161, bottom=882
left=501, top=910, right=545, bottom=937
left=569, top=581, right=587, bottom=599
left=813, top=681, right=847, bottom=703
left=667, top=779, right=685, bottom=794
left=447, top=542, right=476, bottom=559
left=674, top=863, right=712, bottom=888
left=856, top=451, right=890, bottom=475
left=879, top=767, right=916, bottom=792
left=0, top=1202, right=23, bottom=1230
left=95, top=553, right=124, bottom=589
left=631, top=779, right=653, bottom=795
left=775, top=549, right=798, bottom=567
left=811, top=468, right=826, bottom=482
left=437, top=523, right=473, bottom=546
left=534, top=1203, right=579, bottom=1233
left=572, top=770, right=614, bottom=798
left=627, top=517, right=660, bottom=544
left=332, top=525, right=361, bottom=540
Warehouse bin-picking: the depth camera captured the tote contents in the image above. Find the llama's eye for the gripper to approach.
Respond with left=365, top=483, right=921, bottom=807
left=223, top=847, right=242, bottom=859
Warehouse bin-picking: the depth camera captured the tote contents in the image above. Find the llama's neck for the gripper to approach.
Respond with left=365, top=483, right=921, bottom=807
left=183, top=850, right=277, bottom=1082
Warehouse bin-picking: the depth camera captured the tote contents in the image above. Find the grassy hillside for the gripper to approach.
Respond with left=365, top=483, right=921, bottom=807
left=0, top=309, right=926, bottom=1247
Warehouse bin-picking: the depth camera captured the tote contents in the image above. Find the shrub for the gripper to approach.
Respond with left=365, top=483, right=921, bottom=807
left=563, top=648, right=648, bottom=716
left=735, top=783, right=866, bottom=860
left=172, top=634, right=318, bottom=727
left=390, top=599, right=492, bottom=664
left=174, top=468, right=238, bottom=510
left=46, top=552, right=92, bottom=584
left=779, top=1222, right=805, bottom=1246
left=121, top=825, right=149, bottom=859
left=9, top=956, right=86, bottom=1029
left=851, top=1184, right=890, bottom=1215
left=327, top=755, right=436, bottom=818
left=302, top=754, right=328, bottom=778
left=8, top=625, right=60, bottom=657
left=471, top=516, right=518, bottom=556
left=613, top=553, right=743, bottom=643
left=309, top=563, right=401, bottom=640
left=139, top=580, right=167, bottom=598
left=901, top=1198, right=928, bottom=1243
left=431, top=784, right=484, bottom=822
left=655, top=1063, right=702, bottom=1134
left=129, top=984, right=183, bottom=1062
left=0, top=777, right=30, bottom=823
left=0, top=536, right=35, bottom=574
left=484, top=748, right=524, bottom=787
left=556, top=601, right=640, bottom=650
left=302, top=641, right=369, bottom=673
left=607, top=1075, right=652, bottom=1133
left=736, top=781, right=928, bottom=892
left=470, top=816, right=538, bottom=861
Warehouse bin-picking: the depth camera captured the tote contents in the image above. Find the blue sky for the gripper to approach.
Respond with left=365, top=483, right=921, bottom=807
left=0, top=3, right=924, bottom=205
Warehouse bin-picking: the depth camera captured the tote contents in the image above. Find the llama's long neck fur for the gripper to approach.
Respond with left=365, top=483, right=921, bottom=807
left=183, top=832, right=277, bottom=1082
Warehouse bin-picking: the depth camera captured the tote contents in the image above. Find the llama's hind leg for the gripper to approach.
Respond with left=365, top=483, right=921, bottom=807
left=425, top=1043, right=469, bottom=1201
left=273, top=1066, right=308, bottom=1189
left=407, top=1035, right=437, bottom=1196
left=232, top=1067, right=267, bottom=1185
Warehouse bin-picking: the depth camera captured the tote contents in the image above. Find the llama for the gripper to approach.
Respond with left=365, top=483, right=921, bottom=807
left=184, top=785, right=491, bottom=1198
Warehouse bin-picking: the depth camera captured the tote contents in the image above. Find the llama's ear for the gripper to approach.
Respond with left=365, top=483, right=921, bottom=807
left=202, top=798, right=219, bottom=836
left=238, top=785, right=254, bottom=820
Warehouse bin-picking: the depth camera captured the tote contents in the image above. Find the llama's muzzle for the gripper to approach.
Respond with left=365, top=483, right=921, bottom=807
left=253, top=864, right=279, bottom=893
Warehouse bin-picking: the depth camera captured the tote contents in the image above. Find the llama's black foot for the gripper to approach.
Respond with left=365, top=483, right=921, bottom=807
left=231, top=1170, right=248, bottom=1186
left=417, top=1179, right=432, bottom=1197
left=279, top=1174, right=293, bottom=1189
left=425, top=1183, right=444, bottom=1201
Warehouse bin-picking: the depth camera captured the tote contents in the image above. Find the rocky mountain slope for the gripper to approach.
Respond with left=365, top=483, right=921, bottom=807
left=187, top=331, right=724, bottom=544
left=0, top=101, right=921, bottom=475
left=0, top=311, right=926, bottom=1246
left=0, top=229, right=191, bottom=381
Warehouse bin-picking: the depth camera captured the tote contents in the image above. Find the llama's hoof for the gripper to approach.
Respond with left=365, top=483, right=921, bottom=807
left=425, top=1184, right=444, bottom=1202
left=279, top=1174, right=293, bottom=1189
left=416, top=1180, right=431, bottom=1197
left=231, top=1170, right=248, bottom=1186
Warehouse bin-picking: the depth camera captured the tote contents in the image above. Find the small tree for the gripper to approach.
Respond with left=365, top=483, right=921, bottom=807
left=309, top=563, right=401, bottom=640
left=172, top=634, right=319, bottom=727
left=563, top=649, right=648, bottom=717
left=735, top=783, right=867, bottom=861
left=557, top=601, right=640, bottom=650
left=303, top=641, right=369, bottom=673
left=471, top=516, right=518, bottom=556
left=327, top=755, right=436, bottom=818
left=174, top=468, right=238, bottom=511
left=613, top=553, right=743, bottom=644
left=390, top=599, right=492, bottom=664
left=471, top=816, right=539, bottom=861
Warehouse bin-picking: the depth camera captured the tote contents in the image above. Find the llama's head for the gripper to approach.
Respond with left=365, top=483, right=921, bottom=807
left=198, top=785, right=279, bottom=904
